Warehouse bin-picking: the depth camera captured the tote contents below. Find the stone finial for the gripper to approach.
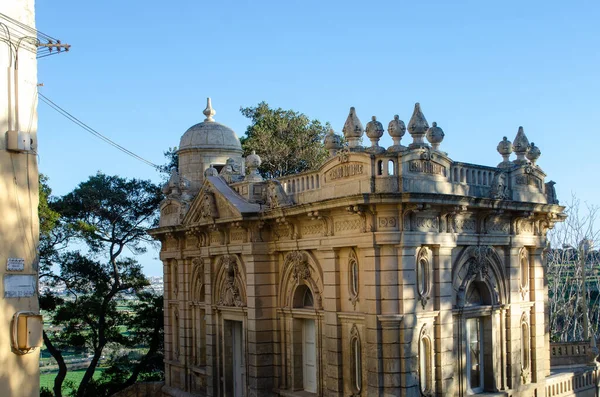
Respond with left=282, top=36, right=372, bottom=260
left=496, top=136, right=513, bottom=168
left=342, top=107, right=364, bottom=150
left=387, top=115, right=406, bottom=152
left=162, top=167, right=181, bottom=198
left=512, top=126, right=530, bottom=164
left=203, top=97, right=216, bottom=122
left=426, top=121, right=445, bottom=150
left=204, top=166, right=219, bottom=177
left=526, top=142, right=541, bottom=166
left=324, top=128, right=342, bottom=157
left=408, top=103, right=430, bottom=148
left=245, top=150, right=263, bottom=182
left=365, top=116, right=385, bottom=153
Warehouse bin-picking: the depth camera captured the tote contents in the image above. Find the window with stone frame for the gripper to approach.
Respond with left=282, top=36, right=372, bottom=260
left=348, top=249, right=359, bottom=309
left=416, top=247, right=432, bottom=309
left=350, top=324, right=362, bottom=395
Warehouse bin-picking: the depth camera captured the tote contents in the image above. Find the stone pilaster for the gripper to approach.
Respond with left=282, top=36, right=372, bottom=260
left=243, top=248, right=278, bottom=396
left=530, top=246, right=548, bottom=384
left=379, top=245, right=402, bottom=395
left=399, top=245, right=419, bottom=396
left=434, top=246, right=455, bottom=395
left=203, top=255, right=218, bottom=397
left=505, top=245, right=523, bottom=390
left=320, top=248, right=344, bottom=397
left=361, top=246, right=384, bottom=394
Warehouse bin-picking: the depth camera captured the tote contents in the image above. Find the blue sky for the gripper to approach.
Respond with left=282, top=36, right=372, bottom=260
left=36, top=0, right=600, bottom=275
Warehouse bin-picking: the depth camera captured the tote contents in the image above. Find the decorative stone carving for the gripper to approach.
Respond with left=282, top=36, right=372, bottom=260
left=342, top=107, right=364, bottom=150
left=199, top=189, right=218, bottom=221
left=513, top=126, right=530, bottom=165
left=334, top=219, right=362, bottom=233
left=163, top=167, right=181, bottom=198
left=217, top=255, right=244, bottom=307
left=307, top=211, right=333, bottom=236
left=465, top=245, right=494, bottom=280
left=416, top=247, right=432, bottom=309
left=286, top=251, right=311, bottom=285
left=301, top=223, right=323, bottom=236
left=545, top=180, right=559, bottom=204
left=204, top=166, right=218, bottom=177
left=264, top=180, right=292, bottom=209
left=490, top=171, right=509, bottom=200
left=526, top=142, right=541, bottom=165
left=425, top=121, right=444, bottom=150
left=454, top=217, right=476, bottom=232
left=327, top=162, right=364, bottom=181
left=378, top=217, right=397, bottom=229
left=415, top=217, right=439, bottom=231
left=409, top=159, right=447, bottom=176
left=497, top=136, right=513, bottom=168
left=365, top=116, right=385, bottom=154
left=348, top=250, right=359, bottom=309
left=324, top=128, right=342, bottom=157
left=408, top=103, right=429, bottom=148
left=387, top=115, right=407, bottom=152
left=512, top=211, right=533, bottom=235
left=346, top=204, right=373, bottom=232
left=245, top=150, right=263, bottom=182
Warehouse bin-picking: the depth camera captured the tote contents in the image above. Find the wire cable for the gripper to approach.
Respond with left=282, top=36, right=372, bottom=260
left=38, top=93, right=160, bottom=169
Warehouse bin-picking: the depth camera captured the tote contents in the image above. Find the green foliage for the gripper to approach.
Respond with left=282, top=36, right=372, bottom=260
left=39, top=173, right=164, bottom=397
left=240, top=102, right=330, bottom=179
left=39, top=174, right=60, bottom=237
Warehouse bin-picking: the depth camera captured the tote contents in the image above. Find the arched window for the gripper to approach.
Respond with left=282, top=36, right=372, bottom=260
left=388, top=160, right=395, bottom=176
left=419, top=334, right=433, bottom=394
left=348, top=250, right=359, bottom=308
left=350, top=325, right=362, bottom=394
left=377, top=160, right=383, bottom=175
left=293, top=284, right=314, bottom=308
left=416, top=247, right=432, bottom=308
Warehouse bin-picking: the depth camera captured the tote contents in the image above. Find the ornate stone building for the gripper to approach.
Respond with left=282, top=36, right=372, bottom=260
left=152, top=99, right=569, bottom=396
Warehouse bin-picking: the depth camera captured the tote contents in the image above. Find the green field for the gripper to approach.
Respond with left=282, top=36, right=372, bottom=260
left=40, top=368, right=106, bottom=392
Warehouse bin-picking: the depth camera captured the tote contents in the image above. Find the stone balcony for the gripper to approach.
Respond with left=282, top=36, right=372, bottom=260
left=545, top=342, right=600, bottom=397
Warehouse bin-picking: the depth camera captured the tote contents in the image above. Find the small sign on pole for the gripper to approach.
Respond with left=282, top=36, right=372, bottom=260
left=7, top=258, right=25, bottom=271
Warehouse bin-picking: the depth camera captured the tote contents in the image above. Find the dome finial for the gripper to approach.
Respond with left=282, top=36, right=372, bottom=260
left=203, top=97, right=216, bottom=122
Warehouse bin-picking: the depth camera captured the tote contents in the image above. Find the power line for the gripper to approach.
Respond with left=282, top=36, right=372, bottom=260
left=38, top=93, right=160, bottom=169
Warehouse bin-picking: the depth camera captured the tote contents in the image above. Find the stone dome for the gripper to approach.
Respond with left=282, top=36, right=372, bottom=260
left=178, top=98, right=242, bottom=152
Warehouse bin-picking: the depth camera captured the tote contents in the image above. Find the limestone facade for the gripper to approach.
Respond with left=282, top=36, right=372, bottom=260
left=152, top=100, right=565, bottom=397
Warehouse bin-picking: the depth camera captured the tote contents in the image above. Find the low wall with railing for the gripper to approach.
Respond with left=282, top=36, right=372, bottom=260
left=551, top=342, right=595, bottom=367
left=546, top=366, right=599, bottom=397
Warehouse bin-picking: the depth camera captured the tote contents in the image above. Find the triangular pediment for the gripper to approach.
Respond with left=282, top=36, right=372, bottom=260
left=182, top=176, right=261, bottom=225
